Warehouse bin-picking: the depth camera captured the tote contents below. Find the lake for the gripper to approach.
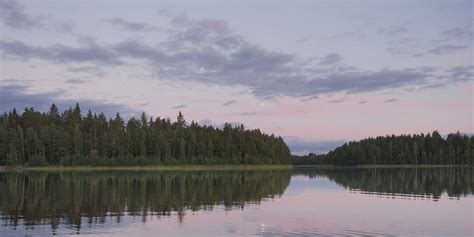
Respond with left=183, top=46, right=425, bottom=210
left=0, top=167, right=472, bottom=236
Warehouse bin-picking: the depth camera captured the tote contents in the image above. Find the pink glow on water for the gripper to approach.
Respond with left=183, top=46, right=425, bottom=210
left=76, top=175, right=473, bottom=237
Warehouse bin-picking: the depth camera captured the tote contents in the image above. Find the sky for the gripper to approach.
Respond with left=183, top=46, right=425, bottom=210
left=0, top=0, right=472, bottom=154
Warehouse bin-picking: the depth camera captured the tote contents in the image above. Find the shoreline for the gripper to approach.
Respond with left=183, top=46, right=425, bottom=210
left=2, top=164, right=292, bottom=172
left=1, top=164, right=471, bottom=172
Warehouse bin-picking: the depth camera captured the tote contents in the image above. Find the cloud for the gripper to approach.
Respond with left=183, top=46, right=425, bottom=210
left=1, top=14, right=460, bottom=99
left=51, top=21, right=73, bottom=33
left=171, top=13, right=232, bottom=36
left=441, top=26, right=472, bottom=42
left=319, top=53, right=342, bottom=65
left=419, top=45, right=468, bottom=56
left=386, top=25, right=471, bottom=56
left=447, top=65, right=474, bottom=82
left=106, top=17, right=156, bottom=32
left=171, top=104, right=186, bottom=109
left=0, top=39, right=122, bottom=65
left=328, top=31, right=365, bottom=40
left=222, top=100, right=237, bottom=106
left=385, top=38, right=423, bottom=55
left=301, top=95, right=319, bottom=102
left=0, top=0, right=73, bottom=32
left=377, top=26, right=408, bottom=37
left=65, top=79, right=87, bottom=84
left=384, top=99, right=398, bottom=103
left=302, top=69, right=431, bottom=95
left=284, top=137, right=346, bottom=155
left=0, top=0, right=39, bottom=29
left=67, top=66, right=107, bottom=77
left=112, top=16, right=455, bottom=98
left=295, top=37, right=309, bottom=44
left=0, top=84, right=136, bottom=117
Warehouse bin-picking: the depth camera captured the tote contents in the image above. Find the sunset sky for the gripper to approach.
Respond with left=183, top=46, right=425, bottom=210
left=0, top=0, right=472, bottom=154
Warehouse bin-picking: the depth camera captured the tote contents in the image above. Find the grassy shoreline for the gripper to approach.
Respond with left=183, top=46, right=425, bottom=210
left=1, top=164, right=470, bottom=172
left=2, top=164, right=293, bottom=172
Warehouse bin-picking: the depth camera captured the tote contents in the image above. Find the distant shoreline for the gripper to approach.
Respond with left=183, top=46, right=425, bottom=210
left=2, top=165, right=292, bottom=172
left=1, top=164, right=471, bottom=172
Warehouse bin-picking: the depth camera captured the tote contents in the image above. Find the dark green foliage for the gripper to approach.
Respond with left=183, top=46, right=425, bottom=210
left=0, top=104, right=291, bottom=166
left=294, top=132, right=473, bottom=166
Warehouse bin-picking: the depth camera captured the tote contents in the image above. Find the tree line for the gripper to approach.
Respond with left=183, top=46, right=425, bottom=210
left=0, top=103, right=291, bottom=166
left=293, top=131, right=473, bottom=166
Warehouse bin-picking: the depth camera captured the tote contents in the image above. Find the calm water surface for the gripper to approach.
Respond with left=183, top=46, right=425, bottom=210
left=0, top=167, right=472, bottom=236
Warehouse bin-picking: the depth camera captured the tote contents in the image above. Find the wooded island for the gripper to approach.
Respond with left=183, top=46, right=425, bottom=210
left=293, top=131, right=473, bottom=166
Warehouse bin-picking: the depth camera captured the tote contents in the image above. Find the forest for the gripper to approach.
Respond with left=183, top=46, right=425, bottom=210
left=0, top=104, right=291, bottom=166
left=293, top=131, right=473, bottom=166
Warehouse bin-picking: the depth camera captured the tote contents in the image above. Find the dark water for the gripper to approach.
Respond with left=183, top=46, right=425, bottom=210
left=0, top=167, right=472, bottom=236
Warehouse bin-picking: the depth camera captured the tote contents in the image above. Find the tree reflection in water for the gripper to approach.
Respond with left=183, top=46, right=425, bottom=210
left=0, top=170, right=291, bottom=230
left=294, top=166, right=473, bottom=200
left=1, top=167, right=472, bottom=234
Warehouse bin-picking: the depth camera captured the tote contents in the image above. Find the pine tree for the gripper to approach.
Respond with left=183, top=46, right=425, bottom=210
left=177, top=112, right=185, bottom=127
